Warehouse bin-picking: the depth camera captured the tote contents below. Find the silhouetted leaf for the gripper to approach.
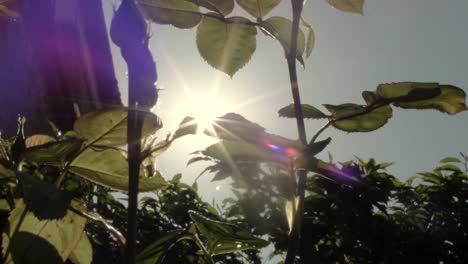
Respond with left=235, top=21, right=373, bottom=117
left=307, top=137, right=332, bottom=156
left=278, top=104, right=327, bottom=119
left=235, top=0, right=280, bottom=18
left=74, top=108, right=162, bottom=147
left=264, top=16, right=305, bottom=64
left=376, top=82, right=467, bottom=114
left=68, top=233, right=92, bottom=264
left=70, top=148, right=167, bottom=192
left=189, top=211, right=268, bottom=255
left=326, top=0, right=364, bottom=14
left=324, top=103, right=393, bottom=132
left=207, top=113, right=265, bottom=143
left=136, top=230, right=187, bottom=264
left=2, top=200, right=87, bottom=263
left=22, top=139, right=83, bottom=166
left=17, top=172, right=72, bottom=220
left=173, top=116, right=197, bottom=139
left=137, top=0, right=202, bottom=28
left=196, top=14, right=257, bottom=77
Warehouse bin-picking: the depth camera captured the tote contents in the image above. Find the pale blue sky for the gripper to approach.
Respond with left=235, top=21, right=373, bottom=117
left=105, top=0, right=468, bottom=198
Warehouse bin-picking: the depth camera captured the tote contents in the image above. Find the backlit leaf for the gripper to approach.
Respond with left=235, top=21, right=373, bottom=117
left=235, top=0, right=281, bottom=18
left=189, top=211, right=268, bottom=255
left=326, top=0, right=364, bottom=15
left=324, top=103, right=393, bottom=132
left=73, top=108, right=162, bottom=147
left=70, top=148, right=167, bottom=192
left=196, top=14, right=257, bottom=77
left=439, top=157, right=462, bottom=163
left=264, top=16, right=305, bottom=64
left=300, top=16, right=315, bottom=58
left=68, top=233, right=92, bottom=264
left=22, top=139, right=83, bottom=166
left=2, top=200, right=86, bottom=263
left=25, top=135, right=55, bottom=148
left=376, top=82, right=467, bottom=115
left=278, top=104, right=327, bottom=119
left=137, top=0, right=202, bottom=28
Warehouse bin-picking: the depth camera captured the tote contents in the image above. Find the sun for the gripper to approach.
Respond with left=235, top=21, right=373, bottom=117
left=182, top=92, right=231, bottom=133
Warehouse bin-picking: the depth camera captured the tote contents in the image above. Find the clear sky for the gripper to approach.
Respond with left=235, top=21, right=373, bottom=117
left=105, top=0, right=468, bottom=199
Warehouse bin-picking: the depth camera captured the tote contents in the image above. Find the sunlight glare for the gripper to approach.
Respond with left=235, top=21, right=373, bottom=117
left=182, top=93, right=231, bottom=134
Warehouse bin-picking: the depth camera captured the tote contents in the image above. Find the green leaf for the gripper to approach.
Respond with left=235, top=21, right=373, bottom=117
left=300, top=16, right=315, bottom=58
left=68, top=233, right=92, bottom=264
left=435, top=164, right=462, bottom=172
left=324, top=103, right=393, bottom=132
left=376, top=82, right=468, bottom=115
left=73, top=108, right=162, bottom=147
left=235, top=0, right=281, bottom=18
left=264, top=16, right=305, bottom=64
left=196, top=14, right=257, bottom=77
left=137, top=0, right=202, bottom=28
left=362, top=91, right=378, bottom=105
left=0, top=159, right=15, bottom=179
left=439, top=157, right=462, bottom=163
left=136, top=230, right=187, bottom=264
left=278, top=104, right=327, bottom=119
left=325, top=0, right=364, bottom=15
left=69, top=148, right=167, bottom=192
left=22, top=139, right=83, bottom=166
left=189, top=211, right=268, bottom=255
left=171, top=173, right=183, bottom=184
left=17, top=172, right=72, bottom=220
left=307, top=137, right=331, bottom=156
left=2, top=200, right=87, bottom=263
left=188, top=0, right=234, bottom=16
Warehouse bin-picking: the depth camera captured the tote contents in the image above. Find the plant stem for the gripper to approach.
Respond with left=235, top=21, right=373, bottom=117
left=126, top=103, right=144, bottom=264
left=193, top=233, right=216, bottom=264
left=285, top=0, right=307, bottom=263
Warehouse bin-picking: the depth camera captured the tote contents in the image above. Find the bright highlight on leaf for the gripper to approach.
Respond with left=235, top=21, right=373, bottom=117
left=325, top=0, right=365, bottom=15
left=196, top=14, right=257, bottom=77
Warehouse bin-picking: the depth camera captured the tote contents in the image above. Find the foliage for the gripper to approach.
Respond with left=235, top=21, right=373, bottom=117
left=0, top=109, right=268, bottom=263
left=2, top=0, right=467, bottom=263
